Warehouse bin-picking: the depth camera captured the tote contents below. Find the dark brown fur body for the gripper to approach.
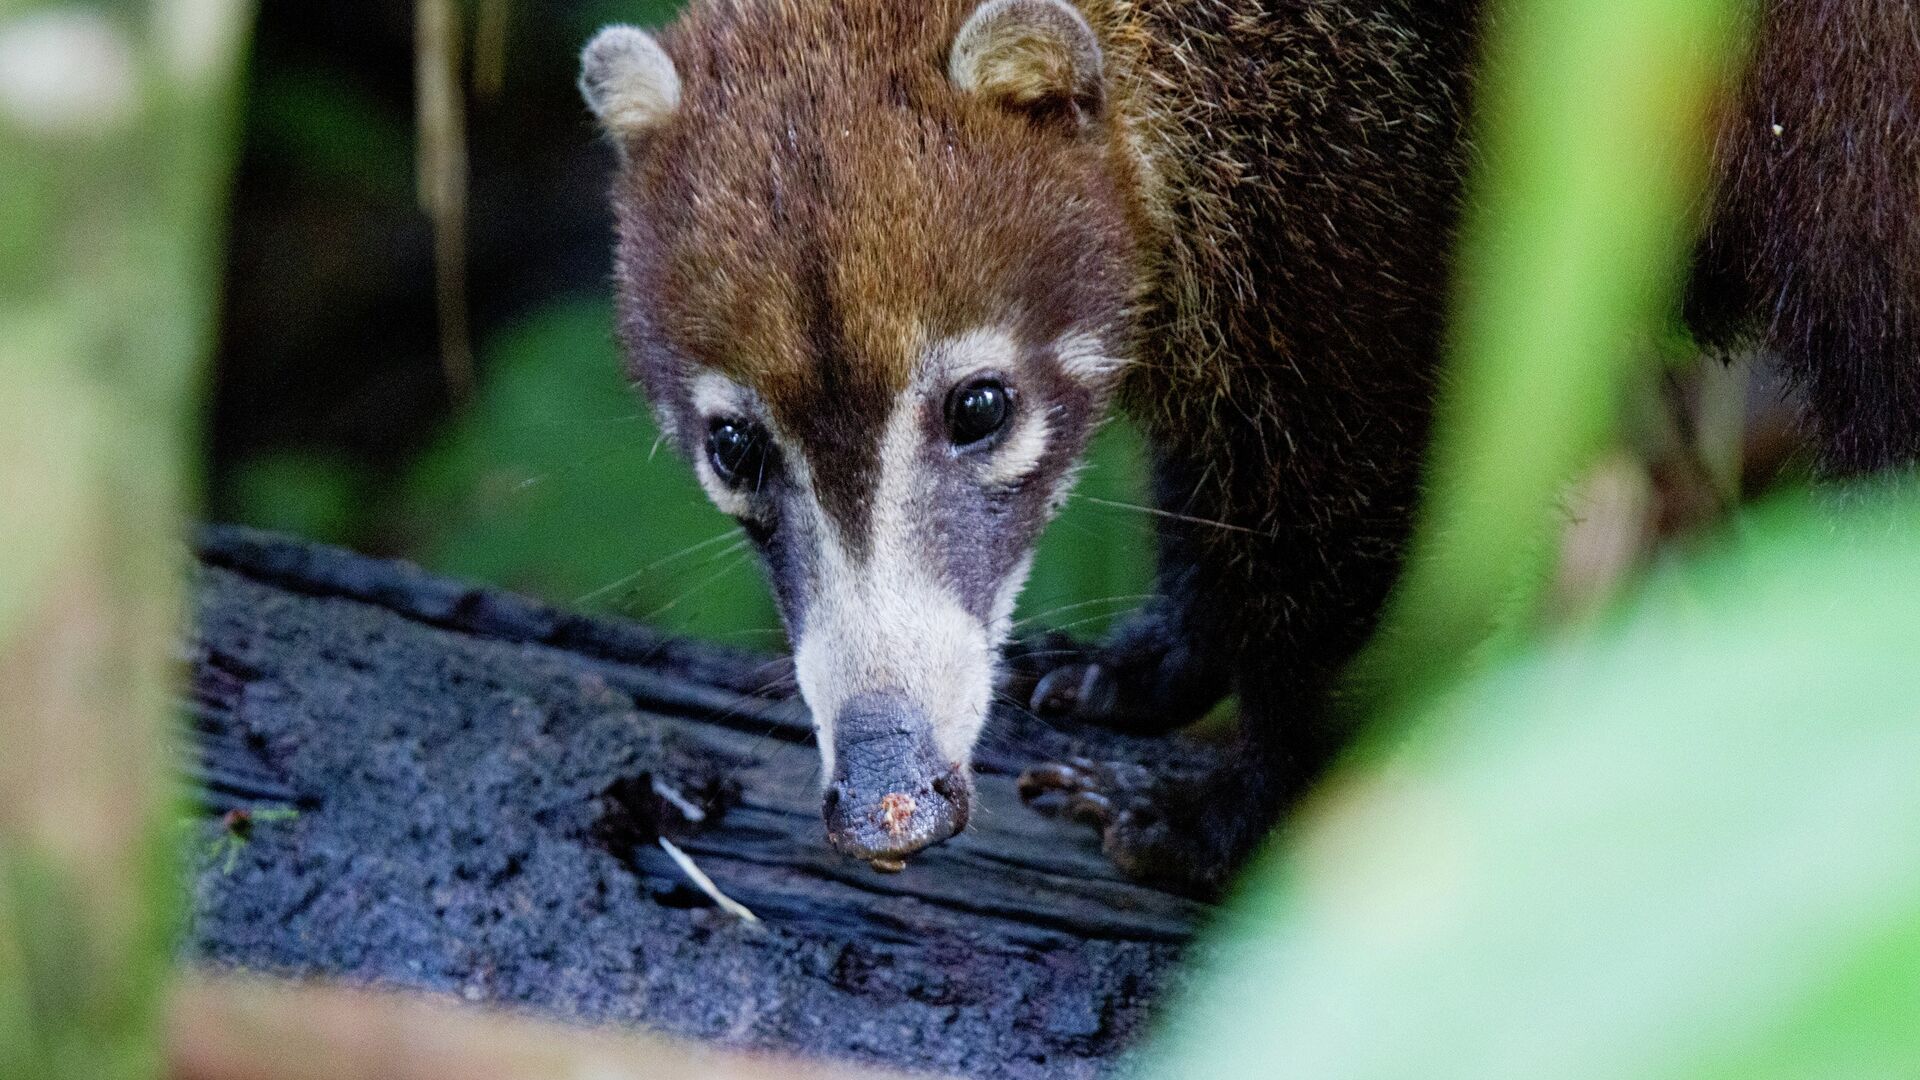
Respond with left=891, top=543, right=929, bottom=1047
left=1027, top=0, right=1920, bottom=888
left=600, top=0, right=1920, bottom=892
left=1050, top=0, right=1487, bottom=884
left=1691, top=0, right=1920, bottom=475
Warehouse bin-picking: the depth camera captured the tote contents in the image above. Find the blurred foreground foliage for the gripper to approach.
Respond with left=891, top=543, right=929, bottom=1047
left=1143, top=0, right=1920, bottom=1075
left=1144, top=480, right=1920, bottom=1078
left=0, top=1, right=251, bottom=1077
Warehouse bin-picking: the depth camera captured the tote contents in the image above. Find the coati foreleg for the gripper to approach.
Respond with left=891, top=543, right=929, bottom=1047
left=1019, top=455, right=1412, bottom=897
left=1011, top=451, right=1236, bottom=736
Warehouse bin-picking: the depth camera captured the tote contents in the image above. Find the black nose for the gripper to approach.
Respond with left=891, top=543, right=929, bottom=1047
left=821, top=693, right=973, bottom=862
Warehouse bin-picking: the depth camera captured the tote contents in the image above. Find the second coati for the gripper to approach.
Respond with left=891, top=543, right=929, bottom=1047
left=578, top=0, right=1920, bottom=894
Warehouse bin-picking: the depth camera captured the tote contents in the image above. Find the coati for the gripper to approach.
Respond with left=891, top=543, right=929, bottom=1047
left=578, top=0, right=1920, bottom=895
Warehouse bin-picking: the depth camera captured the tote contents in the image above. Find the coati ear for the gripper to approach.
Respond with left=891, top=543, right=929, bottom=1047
left=949, top=0, right=1104, bottom=132
left=579, top=25, right=680, bottom=148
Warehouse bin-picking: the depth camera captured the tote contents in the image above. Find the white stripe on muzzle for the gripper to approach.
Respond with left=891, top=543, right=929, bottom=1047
left=790, top=397, right=997, bottom=780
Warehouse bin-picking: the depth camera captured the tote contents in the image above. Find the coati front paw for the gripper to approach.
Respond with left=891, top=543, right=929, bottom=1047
left=1030, top=658, right=1123, bottom=722
left=1000, top=631, right=1166, bottom=731
left=1000, top=630, right=1094, bottom=704
left=1003, top=610, right=1229, bottom=736
left=1018, top=758, right=1233, bottom=898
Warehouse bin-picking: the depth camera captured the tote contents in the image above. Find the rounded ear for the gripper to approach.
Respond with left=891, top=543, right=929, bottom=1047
left=949, top=0, right=1104, bottom=131
left=579, top=25, right=680, bottom=148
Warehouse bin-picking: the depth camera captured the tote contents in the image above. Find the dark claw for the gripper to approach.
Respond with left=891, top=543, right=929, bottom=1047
left=1031, top=663, right=1124, bottom=723
left=1023, top=789, right=1071, bottom=817
left=1017, top=762, right=1083, bottom=801
left=1119, top=796, right=1161, bottom=827
left=1019, top=757, right=1160, bottom=811
left=1017, top=757, right=1221, bottom=890
left=1065, top=791, right=1114, bottom=827
left=1031, top=663, right=1094, bottom=716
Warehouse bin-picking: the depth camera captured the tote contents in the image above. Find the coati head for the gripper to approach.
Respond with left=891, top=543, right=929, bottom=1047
left=581, top=0, right=1140, bottom=864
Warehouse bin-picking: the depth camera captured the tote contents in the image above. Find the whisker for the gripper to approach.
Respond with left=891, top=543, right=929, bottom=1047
left=696, top=665, right=800, bottom=726
left=988, top=688, right=1069, bottom=738
left=1026, top=609, right=1139, bottom=638
left=492, top=413, right=651, bottom=433
left=575, top=528, right=746, bottom=607
left=679, top=662, right=818, bottom=769
left=638, top=547, right=753, bottom=621
left=999, top=647, right=1093, bottom=666
left=508, top=444, right=637, bottom=495
left=703, top=627, right=791, bottom=642
left=1074, top=495, right=1272, bottom=537
left=1012, top=593, right=1157, bottom=631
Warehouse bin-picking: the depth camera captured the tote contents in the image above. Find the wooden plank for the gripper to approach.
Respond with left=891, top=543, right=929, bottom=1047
left=185, top=529, right=1219, bottom=1079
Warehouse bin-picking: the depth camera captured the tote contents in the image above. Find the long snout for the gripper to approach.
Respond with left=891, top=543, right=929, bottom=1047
left=821, top=693, right=973, bottom=863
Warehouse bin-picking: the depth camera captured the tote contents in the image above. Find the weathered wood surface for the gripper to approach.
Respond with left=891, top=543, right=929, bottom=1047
left=184, top=527, right=1221, bottom=1079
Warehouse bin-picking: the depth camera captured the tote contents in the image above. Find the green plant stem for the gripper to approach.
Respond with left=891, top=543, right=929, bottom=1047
left=1357, top=0, right=1748, bottom=710
left=0, top=3, right=253, bottom=1077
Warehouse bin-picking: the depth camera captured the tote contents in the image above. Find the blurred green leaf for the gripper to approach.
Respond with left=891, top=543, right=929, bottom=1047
left=1363, top=0, right=1748, bottom=703
left=1140, top=482, right=1920, bottom=1080
left=227, top=451, right=361, bottom=547
left=402, top=295, right=782, bottom=643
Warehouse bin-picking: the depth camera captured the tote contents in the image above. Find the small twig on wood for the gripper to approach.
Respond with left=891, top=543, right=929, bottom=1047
left=658, top=836, right=760, bottom=924
left=650, top=776, right=707, bottom=824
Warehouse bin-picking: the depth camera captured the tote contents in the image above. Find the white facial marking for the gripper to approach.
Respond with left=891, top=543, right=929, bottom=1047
left=983, top=407, right=1050, bottom=487
left=925, top=326, right=1019, bottom=386
left=792, top=396, right=998, bottom=778
left=758, top=324, right=1116, bottom=782
left=1054, top=330, right=1125, bottom=381
left=691, top=370, right=746, bottom=415
left=990, top=551, right=1036, bottom=643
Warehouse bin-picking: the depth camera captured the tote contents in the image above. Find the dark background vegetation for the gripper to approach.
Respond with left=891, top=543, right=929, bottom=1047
left=208, top=0, right=1153, bottom=645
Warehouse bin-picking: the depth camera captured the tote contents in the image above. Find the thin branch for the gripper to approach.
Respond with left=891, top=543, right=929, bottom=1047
left=415, top=0, right=474, bottom=402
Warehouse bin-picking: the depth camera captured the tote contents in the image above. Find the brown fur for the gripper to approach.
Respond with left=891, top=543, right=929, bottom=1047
left=1092, top=0, right=1479, bottom=667
left=613, top=3, right=1137, bottom=472
left=611, top=0, right=1477, bottom=658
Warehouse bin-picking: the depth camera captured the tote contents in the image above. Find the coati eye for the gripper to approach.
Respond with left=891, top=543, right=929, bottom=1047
left=706, top=419, right=767, bottom=488
left=945, top=378, right=1011, bottom=447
